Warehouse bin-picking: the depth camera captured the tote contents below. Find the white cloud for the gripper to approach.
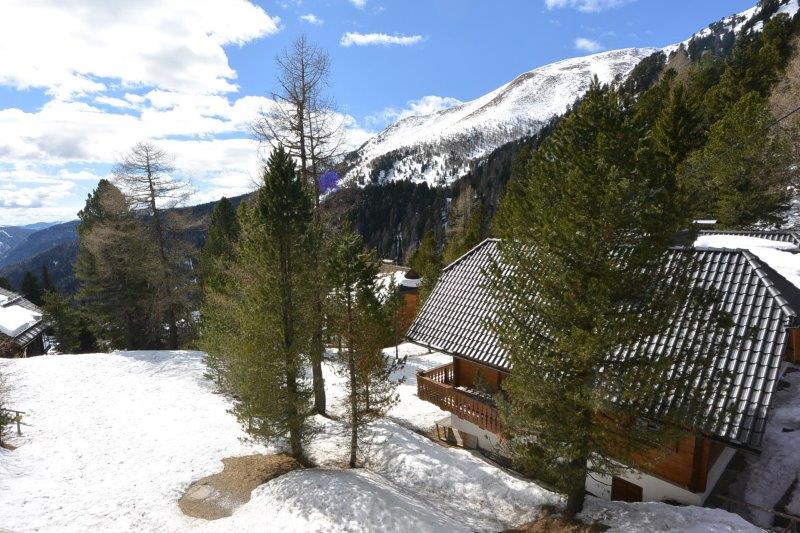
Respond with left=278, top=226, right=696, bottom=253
left=545, top=0, right=635, bottom=13
left=574, top=37, right=603, bottom=52
left=300, top=13, right=323, bottom=25
left=0, top=180, right=75, bottom=209
left=349, top=0, right=367, bottom=8
left=0, top=93, right=374, bottom=222
left=368, top=95, right=463, bottom=126
left=0, top=0, right=281, bottom=98
left=94, top=96, right=138, bottom=110
left=0, top=1, right=385, bottom=224
left=340, top=32, right=423, bottom=47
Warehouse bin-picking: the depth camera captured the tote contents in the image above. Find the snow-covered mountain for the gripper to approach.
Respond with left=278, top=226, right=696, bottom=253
left=0, top=226, right=35, bottom=261
left=345, top=47, right=655, bottom=186
left=344, top=0, right=799, bottom=188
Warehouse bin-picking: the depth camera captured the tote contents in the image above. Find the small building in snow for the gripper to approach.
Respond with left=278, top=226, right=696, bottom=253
left=377, top=261, right=421, bottom=334
left=0, top=287, right=46, bottom=358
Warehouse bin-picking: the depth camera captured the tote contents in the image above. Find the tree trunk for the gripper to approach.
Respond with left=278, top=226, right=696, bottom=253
left=564, top=481, right=587, bottom=518
left=286, top=365, right=303, bottom=460
left=146, top=167, right=178, bottom=350
left=348, top=347, right=358, bottom=468
left=280, top=236, right=303, bottom=460
left=564, top=409, right=591, bottom=517
left=347, top=293, right=358, bottom=468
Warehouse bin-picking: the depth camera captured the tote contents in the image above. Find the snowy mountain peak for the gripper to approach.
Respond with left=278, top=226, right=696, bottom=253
left=345, top=47, right=656, bottom=187
left=345, top=1, right=799, bottom=189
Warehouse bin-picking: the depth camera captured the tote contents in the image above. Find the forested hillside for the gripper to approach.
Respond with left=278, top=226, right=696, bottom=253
left=335, top=0, right=800, bottom=262
left=0, top=197, right=251, bottom=296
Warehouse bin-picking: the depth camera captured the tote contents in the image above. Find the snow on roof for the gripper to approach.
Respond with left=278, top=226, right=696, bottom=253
left=375, top=270, right=407, bottom=299
left=694, top=234, right=800, bottom=291
left=0, top=287, right=44, bottom=342
left=0, top=304, right=41, bottom=338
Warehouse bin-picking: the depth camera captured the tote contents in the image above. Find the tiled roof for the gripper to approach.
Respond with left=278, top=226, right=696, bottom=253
left=407, top=239, right=800, bottom=448
left=700, top=230, right=800, bottom=247
left=0, top=287, right=45, bottom=347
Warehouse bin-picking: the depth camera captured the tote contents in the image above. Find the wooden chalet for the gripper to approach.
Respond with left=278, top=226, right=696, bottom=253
left=406, top=237, right=800, bottom=505
left=378, top=261, right=421, bottom=333
left=0, top=287, right=46, bottom=358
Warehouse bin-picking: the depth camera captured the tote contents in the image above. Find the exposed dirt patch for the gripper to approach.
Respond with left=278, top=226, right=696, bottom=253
left=507, top=506, right=608, bottom=533
left=179, top=453, right=303, bottom=520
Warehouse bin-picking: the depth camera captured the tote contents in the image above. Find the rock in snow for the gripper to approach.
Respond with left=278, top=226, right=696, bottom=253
left=0, top=345, right=759, bottom=532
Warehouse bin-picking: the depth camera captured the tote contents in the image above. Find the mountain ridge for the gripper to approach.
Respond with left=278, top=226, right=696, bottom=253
left=344, top=47, right=656, bottom=187
left=343, top=0, right=799, bottom=189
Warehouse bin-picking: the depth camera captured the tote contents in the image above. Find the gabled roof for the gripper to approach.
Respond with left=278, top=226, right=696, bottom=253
left=0, top=287, right=45, bottom=348
left=700, top=229, right=800, bottom=247
left=407, top=239, right=800, bottom=449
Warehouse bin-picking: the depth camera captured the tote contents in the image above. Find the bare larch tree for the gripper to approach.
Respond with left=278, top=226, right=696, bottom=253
left=113, top=141, right=193, bottom=349
left=253, top=34, right=345, bottom=415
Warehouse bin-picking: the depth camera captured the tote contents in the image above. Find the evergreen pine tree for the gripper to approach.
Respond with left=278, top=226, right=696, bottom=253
left=443, top=186, right=490, bottom=265
left=201, top=146, right=315, bottom=460
left=42, top=292, right=97, bottom=354
left=684, top=91, right=794, bottom=227
left=327, top=224, right=401, bottom=467
left=40, top=265, right=54, bottom=295
left=199, top=197, right=240, bottom=288
left=381, top=275, right=406, bottom=358
left=490, top=81, right=729, bottom=515
left=408, top=230, right=442, bottom=304
left=651, top=84, right=705, bottom=170
left=75, top=180, right=161, bottom=349
left=20, top=271, right=43, bottom=306
left=0, top=277, right=11, bottom=291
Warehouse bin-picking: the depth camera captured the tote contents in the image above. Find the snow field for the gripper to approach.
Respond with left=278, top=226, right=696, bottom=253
left=0, top=344, right=761, bottom=532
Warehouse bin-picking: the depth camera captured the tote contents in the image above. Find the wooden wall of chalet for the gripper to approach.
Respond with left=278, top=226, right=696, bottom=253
left=786, top=328, right=800, bottom=363
left=450, top=355, right=729, bottom=495
left=399, top=291, right=420, bottom=333
left=633, top=435, right=726, bottom=493
left=453, top=357, right=507, bottom=392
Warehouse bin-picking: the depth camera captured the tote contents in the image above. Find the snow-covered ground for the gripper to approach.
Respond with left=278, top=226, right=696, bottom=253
left=727, top=365, right=800, bottom=527
left=0, top=345, right=760, bottom=532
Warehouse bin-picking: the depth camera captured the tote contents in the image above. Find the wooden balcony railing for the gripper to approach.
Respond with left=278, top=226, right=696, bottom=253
left=417, top=363, right=502, bottom=434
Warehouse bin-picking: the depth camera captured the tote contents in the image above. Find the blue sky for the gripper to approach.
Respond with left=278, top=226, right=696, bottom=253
left=0, top=0, right=757, bottom=226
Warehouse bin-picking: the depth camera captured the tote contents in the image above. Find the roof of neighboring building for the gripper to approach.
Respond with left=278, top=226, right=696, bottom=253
left=407, top=238, right=800, bottom=449
left=700, top=230, right=800, bottom=247
left=379, top=260, right=411, bottom=275
left=0, top=287, right=45, bottom=348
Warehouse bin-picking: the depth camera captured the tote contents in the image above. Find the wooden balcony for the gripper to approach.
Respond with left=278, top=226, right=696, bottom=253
left=417, top=363, right=502, bottom=434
